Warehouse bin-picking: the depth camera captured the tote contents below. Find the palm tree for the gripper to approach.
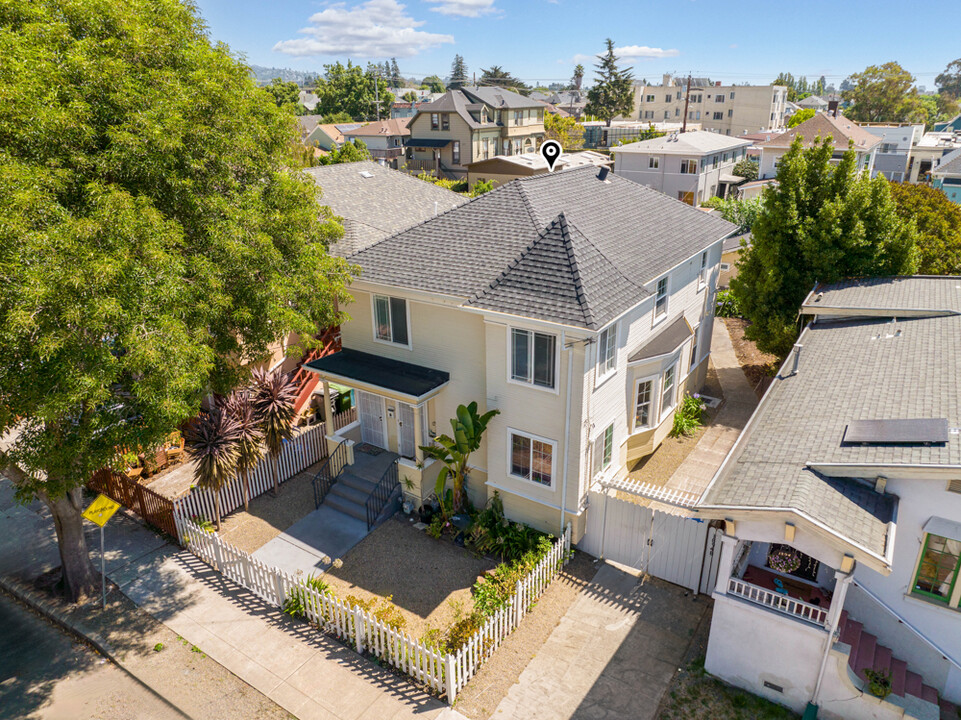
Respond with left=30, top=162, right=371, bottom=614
left=572, top=64, right=585, bottom=92
left=250, top=367, right=298, bottom=496
left=184, top=407, right=241, bottom=531
left=223, top=389, right=264, bottom=512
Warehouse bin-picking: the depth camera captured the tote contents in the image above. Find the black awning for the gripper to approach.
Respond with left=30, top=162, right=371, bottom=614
left=404, top=138, right=452, bottom=148
left=304, top=348, right=449, bottom=400
left=628, top=315, right=693, bottom=363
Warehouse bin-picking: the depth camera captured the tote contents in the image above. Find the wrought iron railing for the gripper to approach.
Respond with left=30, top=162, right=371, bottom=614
left=365, top=459, right=399, bottom=530
left=312, top=440, right=349, bottom=509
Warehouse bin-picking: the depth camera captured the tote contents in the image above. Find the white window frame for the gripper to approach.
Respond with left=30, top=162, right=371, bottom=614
left=653, top=276, right=669, bottom=326
left=507, top=428, right=556, bottom=489
left=508, top=326, right=559, bottom=392
left=649, top=156, right=659, bottom=169
left=632, top=375, right=657, bottom=432
left=698, top=250, right=709, bottom=290
left=596, top=323, right=617, bottom=383
left=371, top=294, right=412, bottom=349
left=592, top=423, right=614, bottom=477
left=660, top=362, right=678, bottom=420
left=689, top=325, right=700, bottom=373
left=720, top=262, right=731, bottom=271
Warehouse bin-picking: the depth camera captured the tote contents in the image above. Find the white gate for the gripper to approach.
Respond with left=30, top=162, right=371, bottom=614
left=397, top=402, right=416, bottom=459
left=357, top=391, right=386, bottom=448
left=579, top=491, right=722, bottom=594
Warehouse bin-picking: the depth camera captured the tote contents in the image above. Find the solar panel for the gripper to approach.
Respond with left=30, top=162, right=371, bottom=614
left=843, top=418, right=949, bottom=445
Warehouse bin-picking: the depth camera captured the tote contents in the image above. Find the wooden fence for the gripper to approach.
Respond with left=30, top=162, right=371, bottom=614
left=174, top=513, right=572, bottom=704
left=89, top=468, right=178, bottom=537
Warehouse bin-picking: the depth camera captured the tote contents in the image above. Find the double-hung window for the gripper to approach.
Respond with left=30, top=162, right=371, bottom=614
left=649, top=156, right=659, bottom=169
left=510, top=431, right=554, bottom=486
left=661, top=363, right=677, bottom=417
left=680, top=159, right=697, bottom=174
left=373, top=295, right=409, bottom=346
left=698, top=251, right=708, bottom=289
left=511, top=329, right=556, bottom=389
left=441, top=113, right=450, bottom=131
left=430, top=113, right=439, bottom=130
left=452, top=140, right=460, bottom=165
left=593, top=424, right=614, bottom=476
left=913, top=533, right=961, bottom=604
left=597, top=325, right=616, bottom=378
left=654, top=277, right=669, bottom=320
left=634, top=379, right=653, bottom=430
left=690, top=326, right=700, bottom=369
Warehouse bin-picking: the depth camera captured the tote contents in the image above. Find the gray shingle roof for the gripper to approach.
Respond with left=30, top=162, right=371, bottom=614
left=934, top=148, right=961, bottom=177
left=349, top=166, right=736, bottom=329
left=700, top=306, right=961, bottom=559
left=304, top=161, right=467, bottom=257
left=802, top=277, right=961, bottom=315
left=628, top=315, right=693, bottom=362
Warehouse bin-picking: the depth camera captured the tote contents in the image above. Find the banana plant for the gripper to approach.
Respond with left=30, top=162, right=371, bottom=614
left=420, top=402, right=499, bottom=516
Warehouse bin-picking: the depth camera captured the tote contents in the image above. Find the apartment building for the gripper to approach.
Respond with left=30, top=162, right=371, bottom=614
left=632, top=74, right=787, bottom=136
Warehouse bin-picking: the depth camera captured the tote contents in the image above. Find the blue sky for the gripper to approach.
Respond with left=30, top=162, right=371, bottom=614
left=192, top=0, right=954, bottom=89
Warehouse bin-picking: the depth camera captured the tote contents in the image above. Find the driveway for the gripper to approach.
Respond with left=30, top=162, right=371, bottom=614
left=492, top=562, right=708, bottom=720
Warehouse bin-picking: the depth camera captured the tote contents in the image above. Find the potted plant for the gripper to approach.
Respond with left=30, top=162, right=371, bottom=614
left=122, top=451, right=142, bottom=479
left=864, top=669, right=891, bottom=699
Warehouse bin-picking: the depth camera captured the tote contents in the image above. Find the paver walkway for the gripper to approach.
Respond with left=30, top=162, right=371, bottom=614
left=491, top=562, right=707, bottom=720
left=663, top=320, right=759, bottom=497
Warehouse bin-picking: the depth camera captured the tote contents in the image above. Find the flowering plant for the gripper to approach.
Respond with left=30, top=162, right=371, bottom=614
left=768, top=547, right=801, bottom=573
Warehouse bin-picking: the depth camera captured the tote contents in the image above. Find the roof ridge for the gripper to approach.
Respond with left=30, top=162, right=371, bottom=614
left=556, top=213, right=595, bottom=328
left=562, top=211, right=646, bottom=306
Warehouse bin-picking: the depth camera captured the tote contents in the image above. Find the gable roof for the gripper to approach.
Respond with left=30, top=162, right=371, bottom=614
left=933, top=147, right=961, bottom=177
left=305, top=161, right=467, bottom=257
left=757, top=113, right=881, bottom=151
left=342, top=118, right=410, bottom=138
left=802, top=276, right=961, bottom=316
left=613, top=130, right=752, bottom=156
left=349, top=165, right=736, bottom=330
left=413, top=86, right=545, bottom=130
left=297, top=115, right=324, bottom=137
left=796, top=95, right=828, bottom=108
left=311, top=123, right=365, bottom=145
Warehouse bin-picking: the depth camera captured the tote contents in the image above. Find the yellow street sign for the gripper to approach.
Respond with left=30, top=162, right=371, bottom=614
left=83, top=494, right=121, bottom=527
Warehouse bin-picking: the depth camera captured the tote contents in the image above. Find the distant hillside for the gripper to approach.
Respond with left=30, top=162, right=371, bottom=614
left=249, top=65, right=319, bottom=86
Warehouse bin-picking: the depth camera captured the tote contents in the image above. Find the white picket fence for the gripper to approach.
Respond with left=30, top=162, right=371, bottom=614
left=174, top=513, right=572, bottom=704
left=172, top=421, right=330, bottom=536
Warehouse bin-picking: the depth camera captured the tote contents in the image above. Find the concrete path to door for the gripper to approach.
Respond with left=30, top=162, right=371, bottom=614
left=492, top=561, right=707, bottom=720
left=663, top=319, right=760, bottom=497
left=252, top=505, right=368, bottom=577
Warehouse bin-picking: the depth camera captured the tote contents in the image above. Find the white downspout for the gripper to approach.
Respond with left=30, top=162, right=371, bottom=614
left=559, top=346, right=574, bottom=534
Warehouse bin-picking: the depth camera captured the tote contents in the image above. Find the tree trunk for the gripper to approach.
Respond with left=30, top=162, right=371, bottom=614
left=271, top=456, right=280, bottom=496
left=44, top=487, right=99, bottom=603
left=242, top=470, right=250, bottom=512
left=214, top=492, right=222, bottom=532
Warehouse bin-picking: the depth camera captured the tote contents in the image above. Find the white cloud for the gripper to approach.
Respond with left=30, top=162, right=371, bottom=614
left=425, top=0, right=498, bottom=17
left=615, top=45, right=680, bottom=60
left=273, top=0, right=454, bottom=59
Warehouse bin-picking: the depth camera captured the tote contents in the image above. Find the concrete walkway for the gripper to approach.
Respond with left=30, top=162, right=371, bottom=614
left=253, top=505, right=368, bottom=577
left=491, top=562, right=707, bottom=720
left=663, top=319, right=760, bottom=497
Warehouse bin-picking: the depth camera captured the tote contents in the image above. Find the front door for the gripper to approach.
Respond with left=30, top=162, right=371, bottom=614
left=358, top=391, right=386, bottom=448
left=397, top=402, right=416, bottom=459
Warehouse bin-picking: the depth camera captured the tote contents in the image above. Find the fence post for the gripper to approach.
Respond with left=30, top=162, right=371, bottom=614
left=273, top=571, right=286, bottom=608
left=446, top=653, right=457, bottom=706
left=211, top=535, right=224, bottom=571
left=515, top=580, right=523, bottom=627
left=353, top=608, right=366, bottom=654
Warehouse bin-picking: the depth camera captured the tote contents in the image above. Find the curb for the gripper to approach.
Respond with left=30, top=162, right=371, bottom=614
left=0, top=575, right=193, bottom=719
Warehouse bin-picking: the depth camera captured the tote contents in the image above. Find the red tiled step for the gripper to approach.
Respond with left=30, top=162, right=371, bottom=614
left=854, top=633, right=877, bottom=680
left=921, top=685, right=939, bottom=705
left=872, top=645, right=892, bottom=676
left=889, top=658, right=907, bottom=697
left=841, top=618, right=863, bottom=670
left=905, top=671, right=923, bottom=699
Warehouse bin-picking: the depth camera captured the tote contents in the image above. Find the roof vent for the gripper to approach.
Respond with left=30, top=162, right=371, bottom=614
left=790, top=343, right=802, bottom=375
left=359, top=171, right=374, bottom=178
left=597, top=166, right=610, bottom=182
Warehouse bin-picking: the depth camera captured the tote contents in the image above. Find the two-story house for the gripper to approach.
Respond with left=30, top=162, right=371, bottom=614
left=698, top=277, right=961, bottom=720
left=303, top=166, right=735, bottom=542
left=612, top=130, right=753, bottom=205
left=404, top=86, right=547, bottom=178
left=758, top=112, right=880, bottom=179
left=342, top=118, right=410, bottom=169
left=932, top=148, right=961, bottom=204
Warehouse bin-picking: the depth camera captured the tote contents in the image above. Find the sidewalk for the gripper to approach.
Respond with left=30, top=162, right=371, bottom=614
left=663, top=320, right=759, bottom=497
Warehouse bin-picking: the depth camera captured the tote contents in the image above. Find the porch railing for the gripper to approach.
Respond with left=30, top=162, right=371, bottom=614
left=331, top=406, right=357, bottom=432
left=365, top=459, right=399, bottom=530
left=312, top=440, right=349, bottom=509
left=728, top=577, right=830, bottom=627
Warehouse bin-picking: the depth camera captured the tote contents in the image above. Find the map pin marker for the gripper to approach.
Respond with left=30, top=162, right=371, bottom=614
left=540, top=140, right=562, bottom=172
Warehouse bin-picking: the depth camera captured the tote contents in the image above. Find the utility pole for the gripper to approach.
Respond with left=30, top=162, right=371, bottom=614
left=681, top=74, right=692, bottom=133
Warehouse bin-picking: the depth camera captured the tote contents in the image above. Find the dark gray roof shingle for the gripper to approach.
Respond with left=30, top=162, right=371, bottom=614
left=803, top=277, right=961, bottom=315
left=628, top=315, right=693, bottom=362
left=350, top=166, right=735, bottom=328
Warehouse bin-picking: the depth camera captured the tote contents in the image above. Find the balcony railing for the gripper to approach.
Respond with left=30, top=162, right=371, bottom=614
left=728, top=577, right=830, bottom=627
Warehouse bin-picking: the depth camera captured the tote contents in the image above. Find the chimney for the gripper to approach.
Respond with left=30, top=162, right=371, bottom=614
left=715, top=81, right=721, bottom=87
left=790, top=343, right=803, bottom=375
left=828, top=100, right=839, bottom=117
left=597, top=166, right=610, bottom=182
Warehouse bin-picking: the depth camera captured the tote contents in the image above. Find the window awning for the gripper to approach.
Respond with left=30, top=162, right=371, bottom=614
left=924, top=516, right=961, bottom=543
left=304, top=348, right=450, bottom=401
left=628, top=315, right=693, bottom=364
left=404, top=138, right=452, bottom=148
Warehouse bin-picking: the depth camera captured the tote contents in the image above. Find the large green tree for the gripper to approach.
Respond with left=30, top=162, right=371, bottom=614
left=449, top=54, right=469, bottom=88
left=480, top=66, right=530, bottom=95
left=265, top=77, right=304, bottom=114
left=316, top=61, right=393, bottom=121
left=318, top=139, right=372, bottom=165
left=585, top=39, right=635, bottom=127
left=731, top=137, right=918, bottom=356
left=0, top=0, right=354, bottom=601
left=544, top=112, right=585, bottom=150
left=843, top=62, right=923, bottom=123
left=889, top=183, right=961, bottom=275
left=936, top=58, right=961, bottom=100
left=571, top=64, right=585, bottom=92
left=788, top=108, right=816, bottom=128
left=421, top=75, right=445, bottom=94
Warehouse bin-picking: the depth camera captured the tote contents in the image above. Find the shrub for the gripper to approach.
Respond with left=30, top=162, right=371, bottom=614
left=469, top=492, right=548, bottom=562
left=284, top=574, right=332, bottom=619
left=346, top=594, right=406, bottom=632
left=865, top=668, right=891, bottom=698
left=427, top=514, right=446, bottom=539
left=472, top=535, right=554, bottom=616
left=714, top=289, right=742, bottom=318
left=671, top=394, right=705, bottom=437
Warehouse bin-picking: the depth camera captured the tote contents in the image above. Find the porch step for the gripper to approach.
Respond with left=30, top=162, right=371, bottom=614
left=323, top=493, right=367, bottom=523
left=890, top=658, right=907, bottom=697
left=941, top=699, right=958, bottom=720
left=339, top=472, right=378, bottom=495
left=328, top=480, right=369, bottom=507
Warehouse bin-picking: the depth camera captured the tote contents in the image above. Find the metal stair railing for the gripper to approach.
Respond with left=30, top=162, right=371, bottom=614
left=312, top=440, right=349, bottom=509
left=364, top=459, right=399, bottom=531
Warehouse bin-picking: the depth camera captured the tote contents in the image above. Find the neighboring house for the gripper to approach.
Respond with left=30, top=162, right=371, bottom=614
left=299, top=90, right=319, bottom=112
left=304, top=160, right=466, bottom=257
left=934, top=114, right=961, bottom=132
left=342, top=118, right=411, bottom=168
left=612, top=130, right=752, bottom=205
left=391, top=100, right=431, bottom=119
left=304, top=166, right=735, bottom=540
left=632, top=74, right=788, bottom=136
left=783, top=100, right=800, bottom=125
left=718, top=232, right=749, bottom=288
left=306, top=122, right=366, bottom=151
left=465, top=150, right=611, bottom=187
left=731, top=178, right=776, bottom=201
left=549, top=91, right=587, bottom=118
left=581, top=120, right=693, bottom=149
left=795, top=94, right=829, bottom=112
left=698, top=277, right=961, bottom=719
left=906, top=130, right=961, bottom=183
left=404, top=86, right=547, bottom=178
left=932, top=148, right=961, bottom=204
left=859, top=123, right=925, bottom=182
left=757, top=112, right=880, bottom=179
left=297, top=115, right=323, bottom=143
